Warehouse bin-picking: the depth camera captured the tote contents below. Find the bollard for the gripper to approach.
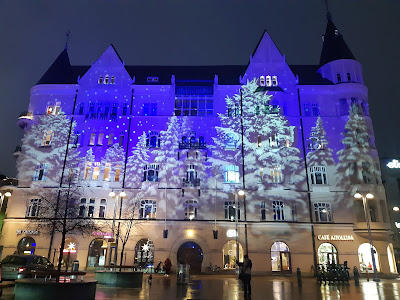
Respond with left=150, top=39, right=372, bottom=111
left=297, top=267, right=302, bottom=287
left=353, top=266, right=360, bottom=286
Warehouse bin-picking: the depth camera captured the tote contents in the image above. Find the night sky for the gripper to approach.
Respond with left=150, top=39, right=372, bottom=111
left=0, top=0, right=399, bottom=177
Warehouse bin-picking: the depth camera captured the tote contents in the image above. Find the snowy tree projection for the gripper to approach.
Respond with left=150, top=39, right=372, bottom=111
left=336, top=105, right=379, bottom=189
left=125, top=132, right=149, bottom=188
left=17, top=112, right=81, bottom=186
left=102, top=144, right=125, bottom=184
left=306, top=117, right=334, bottom=167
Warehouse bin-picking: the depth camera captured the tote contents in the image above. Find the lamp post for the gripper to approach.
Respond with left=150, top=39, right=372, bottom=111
left=108, top=190, right=126, bottom=265
left=235, top=190, right=245, bottom=267
left=354, top=192, right=380, bottom=282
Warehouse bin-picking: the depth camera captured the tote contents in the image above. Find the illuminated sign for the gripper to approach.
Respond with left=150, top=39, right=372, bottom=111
left=92, top=232, right=113, bottom=239
left=387, top=159, right=400, bottom=169
left=16, top=230, right=39, bottom=235
left=227, top=229, right=237, bottom=238
left=317, top=234, right=354, bottom=241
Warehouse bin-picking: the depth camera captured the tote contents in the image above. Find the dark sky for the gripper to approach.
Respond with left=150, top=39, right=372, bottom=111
left=0, top=0, right=399, bottom=177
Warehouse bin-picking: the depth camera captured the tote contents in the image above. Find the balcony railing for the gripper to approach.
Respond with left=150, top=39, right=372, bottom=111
left=182, top=178, right=200, bottom=187
left=179, top=142, right=207, bottom=149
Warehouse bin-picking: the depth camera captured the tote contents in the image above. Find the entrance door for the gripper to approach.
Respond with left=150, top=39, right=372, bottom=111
left=271, top=241, right=291, bottom=274
left=177, top=242, right=203, bottom=274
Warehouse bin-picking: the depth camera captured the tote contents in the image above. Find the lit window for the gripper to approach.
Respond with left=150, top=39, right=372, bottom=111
left=225, top=201, right=240, bottom=221
left=98, top=77, right=103, bottom=84
left=310, top=166, right=328, bottom=185
left=266, top=76, right=272, bottom=87
left=99, top=199, right=106, bottom=218
left=260, top=76, right=265, bottom=86
left=308, top=136, right=322, bottom=150
left=258, top=168, right=264, bottom=183
left=143, top=164, right=159, bottom=182
left=184, top=200, right=198, bottom=220
left=41, top=131, right=54, bottom=147
left=139, top=200, right=157, bottom=219
left=224, top=132, right=239, bottom=149
left=108, top=134, right=114, bottom=146
left=270, top=166, right=282, bottom=183
left=260, top=201, right=266, bottom=220
left=273, top=200, right=285, bottom=221
left=272, top=76, right=278, bottom=86
left=147, top=77, right=159, bottom=83
left=33, top=163, right=47, bottom=181
left=97, top=133, right=104, bottom=146
left=84, top=163, right=91, bottom=180
left=269, top=134, right=278, bottom=148
left=223, top=165, right=240, bottom=184
left=257, top=136, right=262, bottom=147
left=103, top=163, right=110, bottom=181
left=104, top=75, right=109, bottom=84
left=334, top=29, right=339, bottom=36
left=337, top=74, right=342, bottom=83
left=146, top=131, right=160, bottom=148
left=314, top=202, right=332, bottom=222
left=89, top=133, right=96, bottom=146
left=114, top=167, right=121, bottom=182
left=26, top=199, right=41, bottom=217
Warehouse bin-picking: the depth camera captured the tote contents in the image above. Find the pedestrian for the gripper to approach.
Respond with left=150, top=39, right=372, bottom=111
left=353, top=266, right=360, bottom=286
left=164, top=258, right=172, bottom=277
left=155, top=260, right=163, bottom=273
left=237, top=255, right=252, bottom=296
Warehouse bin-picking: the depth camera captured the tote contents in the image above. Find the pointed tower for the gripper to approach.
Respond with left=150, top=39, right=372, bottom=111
left=317, top=14, right=363, bottom=84
left=37, top=48, right=75, bottom=84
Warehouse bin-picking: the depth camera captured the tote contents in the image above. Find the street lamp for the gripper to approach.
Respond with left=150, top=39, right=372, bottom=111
left=108, top=190, right=126, bottom=265
left=354, top=192, right=380, bottom=282
left=393, top=207, right=400, bottom=212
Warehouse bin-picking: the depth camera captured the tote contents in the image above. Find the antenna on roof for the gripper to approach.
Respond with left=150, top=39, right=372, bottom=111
left=324, top=0, right=331, bottom=20
left=65, top=30, right=71, bottom=50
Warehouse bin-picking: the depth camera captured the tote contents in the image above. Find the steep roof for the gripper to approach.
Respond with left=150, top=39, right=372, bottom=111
left=319, top=17, right=356, bottom=66
left=290, top=65, right=334, bottom=85
left=37, top=49, right=77, bottom=84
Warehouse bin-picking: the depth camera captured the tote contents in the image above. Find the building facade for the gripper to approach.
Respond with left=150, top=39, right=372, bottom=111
left=1, top=16, right=397, bottom=275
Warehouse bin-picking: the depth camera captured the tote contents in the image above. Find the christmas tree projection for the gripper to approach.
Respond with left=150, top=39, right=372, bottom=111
left=102, top=144, right=125, bottom=184
left=336, top=105, right=379, bottom=190
left=306, top=117, right=335, bottom=167
left=16, top=112, right=81, bottom=187
left=125, top=132, right=150, bottom=188
left=210, top=79, right=305, bottom=220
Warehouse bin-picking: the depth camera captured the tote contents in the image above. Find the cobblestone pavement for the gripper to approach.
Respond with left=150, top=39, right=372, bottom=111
left=2, top=274, right=400, bottom=299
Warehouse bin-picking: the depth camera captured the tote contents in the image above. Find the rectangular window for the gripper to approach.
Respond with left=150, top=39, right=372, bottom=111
left=257, top=136, right=262, bottom=147
left=89, top=133, right=96, bottom=146
left=88, top=205, right=94, bottom=217
left=304, top=104, right=311, bottom=117
left=339, top=98, right=349, bottom=116
left=79, top=205, right=86, bottom=217
left=115, top=168, right=121, bottom=182
left=362, top=162, right=372, bottom=184
left=41, top=131, right=54, bottom=147
left=139, top=200, right=157, bottom=219
left=337, top=73, right=342, bottom=83
left=314, top=202, right=332, bottom=222
left=347, top=72, right=351, bottom=81
left=143, top=103, right=150, bottom=116
left=269, top=134, right=277, bottom=148
left=143, top=164, right=159, bottom=182
left=273, top=200, right=284, bottom=221
left=122, top=104, right=128, bottom=116
left=369, top=203, right=377, bottom=222
left=270, top=166, right=282, bottom=183
left=225, top=201, right=240, bottom=221
left=223, top=165, right=240, bottom=184
left=175, top=96, right=213, bottom=116
left=303, top=103, right=319, bottom=116
left=26, top=199, right=41, bottom=217
left=260, top=76, right=265, bottom=86
left=310, top=166, right=328, bottom=185
left=266, top=76, right=272, bottom=87
left=272, top=76, right=278, bottom=86
left=97, top=133, right=104, bottom=146
left=258, top=168, right=264, bottom=183
left=108, top=134, right=114, bottom=146
left=119, top=134, right=124, bottom=147
left=84, top=164, right=91, bottom=180
left=312, top=103, right=319, bottom=116
left=92, top=167, right=100, bottom=180
left=33, top=163, right=47, bottom=181
left=99, top=199, right=106, bottom=218
left=261, top=201, right=266, bottom=221
left=104, top=163, right=110, bottom=181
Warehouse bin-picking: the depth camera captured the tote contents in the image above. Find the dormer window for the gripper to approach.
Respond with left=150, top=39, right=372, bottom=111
left=111, top=76, right=115, bottom=84
left=260, top=76, right=265, bottom=86
left=334, top=29, right=339, bottom=36
left=98, top=77, right=103, bottom=84
left=147, top=77, right=159, bottom=83
left=347, top=73, right=351, bottom=82
left=336, top=74, right=342, bottom=83
left=272, top=76, right=278, bottom=86
left=104, top=75, right=109, bottom=85
left=266, top=76, right=272, bottom=87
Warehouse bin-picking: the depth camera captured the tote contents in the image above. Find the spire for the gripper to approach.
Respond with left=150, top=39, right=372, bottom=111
left=37, top=48, right=75, bottom=84
left=319, top=11, right=356, bottom=66
left=64, top=30, right=70, bottom=50
left=324, top=0, right=331, bottom=21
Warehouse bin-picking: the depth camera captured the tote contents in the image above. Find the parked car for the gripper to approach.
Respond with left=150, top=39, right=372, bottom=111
left=1, top=255, right=54, bottom=280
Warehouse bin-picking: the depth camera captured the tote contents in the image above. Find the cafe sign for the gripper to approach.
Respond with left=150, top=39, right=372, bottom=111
left=317, top=234, right=354, bottom=241
left=92, top=231, right=113, bottom=239
left=16, top=229, right=39, bottom=236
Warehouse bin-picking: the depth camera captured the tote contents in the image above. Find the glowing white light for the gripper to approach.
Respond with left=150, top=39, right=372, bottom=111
left=366, top=193, right=374, bottom=199
left=67, top=242, right=76, bottom=251
left=109, top=191, right=116, bottom=197
left=142, top=244, right=150, bottom=252
left=227, top=229, right=237, bottom=237
left=396, top=222, right=400, bottom=229
left=120, top=191, right=126, bottom=197
left=354, top=193, right=362, bottom=199
left=4, top=192, right=11, bottom=197
left=238, top=190, right=245, bottom=196
left=387, top=159, right=400, bottom=169
left=393, top=207, right=400, bottom=212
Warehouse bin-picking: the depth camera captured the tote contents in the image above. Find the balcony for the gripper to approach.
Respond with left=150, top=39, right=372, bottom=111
left=179, top=142, right=207, bottom=150
left=182, top=178, right=200, bottom=187
left=17, top=111, right=33, bottom=129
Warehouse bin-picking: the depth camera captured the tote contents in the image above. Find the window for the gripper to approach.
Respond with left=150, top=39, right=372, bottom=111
left=114, top=167, right=121, bottom=182
left=146, top=131, right=160, bottom=148
left=33, top=163, right=47, bottom=181
left=314, top=202, right=332, bottom=222
left=260, top=76, right=265, bottom=86
left=270, top=166, right=282, bottom=183
left=225, top=201, right=240, bottom=221
left=227, top=104, right=239, bottom=117
left=110, top=76, right=115, bottom=84
left=98, top=77, right=103, bottom=84
left=310, top=166, right=328, bottom=185
left=266, top=76, right=272, bottom=87
left=143, top=103, right=157, bottom=116
left=84, top=163, right=91, bottom=180
left=122, top=104, right=128, bottom=116
left=103, top=163, right=110, bottom=181
left=261, top=201, right=266, bottom=220
left=78, top=104, right=84, bottom=115
left=174, top=96, right=213, bottom=116
left=99, top=199, right=106, bottom=218
left=184, top=200, right=198, bottom=220
left=273, top=200, right=285, bottom=221
left=89, top=133, right=96, bottom=146
left=257, top=136, right=262, bottom=147
left=339, top=98, right=349, bottom=116
left=334, top=29, right=339, bottom=36
left=143, top=164, right=159, bottom=182
left=26, top=199, right=41, bottom=217
left=104, top=75, right=109, bottom=84
left=108, top=134, right=114, bottom=146
left=347, top=72, right=351, bottom=82
left=97, top=133, right=104, bottom=146
left=185, top=164, right=198, bottom=186
left=147, top=77, right=159, bottom=83
left=369, top=203, right=377, bottom=222
left=272, top=76, right=278, bottom=86
left=88, top=205, right=94, bottom=217
left=308, top=136, right=322, bottom=150
left=41, top=131, right=54, bottom=147
left=92, top=167, right=100, bottom=180
left=362, top=162, right=372, bottom=184
left=119, top=133, right=125, bottom=147
left=223, top=165, right=240, bottom=184
left=337, top=74, right=342, bottom=83
left=269, top=134, right=278, bottom=148
left=139, top=200, right=157, bottom=219
left=303, top=103, right=319, bottom=116
left=258, top=168, right=264, bottom=183
left=224, top=132, right=239, bottom=149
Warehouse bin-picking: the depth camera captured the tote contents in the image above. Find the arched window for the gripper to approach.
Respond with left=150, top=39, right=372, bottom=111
left=318, top=243, right=338, bottom=266
left=134, top=239, right=155, bottom=270
left=260, top=76, right=265, bottom=86
left=143, top=164, right=159, bottom=182
left=271, top=242, right=291, bottom=273
left=266, top=76, right=272, bottom=87
left=17, top=237, right=36, bottom=255
left=146, top=131, right=160, bottom=148
left=87, top=239, right=107, bottom=267
left=272, top=76, right=278, bottom=86
left=358, top=243, right=380, bottom=273
left=387, top=243, right=397, bottom=273
left=184, top=200, right=198, bottom=220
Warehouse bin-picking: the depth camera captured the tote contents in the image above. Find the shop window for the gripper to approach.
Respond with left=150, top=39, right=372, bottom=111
left=271, top=242, right=291, bottom=273
left=87, top=239, right=107, bottom=267
left=99, top=199, right=106, bottom=218
left=310, top=166, right=328, bottom=185
left=26, top=199, right=41, bottom=217
left=318, top=243, right=338, bottom=266
left=60, top=238, right=78, bottom=267
left=41, top=130, right=54, bottom=147
left=273, top=200, right=284, bottom=221
left=223, top=241, right=243, bottom=269
left=143, top=164, right=159, bottom=182
left=146, top=131, right=160, bottom=148
left=358, top=243, right=380, bottom=273
left=33, top=163, right=47, bottom=181
left=270, top=166, right=282, bottom=183
left=184, top=200, right=198, bottom=220
left=139, top=200, right=157, bottom=219
left=223, top=165, right=240, bottom=184
left=314, top=202, right=332, bottom=222
left=134, top=239, right=155, bottom=270
left=17, top=237, right=36, bottom=255
left=224, top=201, right=240, bottom=221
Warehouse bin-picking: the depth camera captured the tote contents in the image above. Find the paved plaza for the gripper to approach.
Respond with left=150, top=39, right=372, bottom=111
left=2, top=274, right=400, bottom=299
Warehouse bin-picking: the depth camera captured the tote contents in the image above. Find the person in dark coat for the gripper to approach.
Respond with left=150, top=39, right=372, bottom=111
left=164, top=258, right=172, bottom=277
left=237, top=255, right=252, bottom=295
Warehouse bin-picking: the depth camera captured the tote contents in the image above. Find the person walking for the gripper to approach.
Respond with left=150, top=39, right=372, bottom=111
left=164, top=258, right=172, bottom=277
left=237, top=255, right=252, bottom=296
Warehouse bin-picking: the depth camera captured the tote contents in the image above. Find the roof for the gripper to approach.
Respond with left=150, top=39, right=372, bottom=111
left=289, top=65, right=334, bottom=85
left=37, top=49, right=76, bottom=84
left=319, top=18, right=356, bottom=66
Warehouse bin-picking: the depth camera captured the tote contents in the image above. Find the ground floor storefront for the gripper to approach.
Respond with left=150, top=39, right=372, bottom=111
left=0, top=220, right=397, bottom=276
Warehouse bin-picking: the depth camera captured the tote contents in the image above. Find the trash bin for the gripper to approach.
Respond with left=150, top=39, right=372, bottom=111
left=177, top=264, right=190, bottom=285
left=70, top=260, right=79, bottom=280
